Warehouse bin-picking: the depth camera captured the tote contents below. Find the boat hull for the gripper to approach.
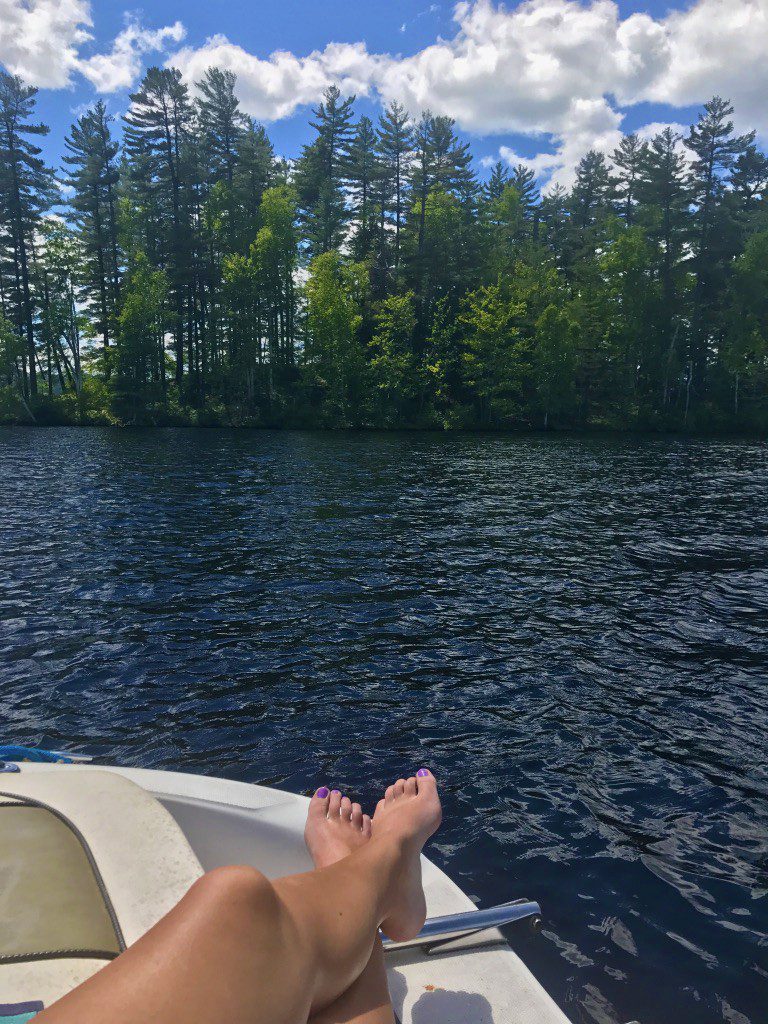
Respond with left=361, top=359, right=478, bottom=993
left=108, top=765, right=570, bottom=1024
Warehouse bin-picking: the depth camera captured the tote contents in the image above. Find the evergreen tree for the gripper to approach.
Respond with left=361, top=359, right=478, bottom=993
left=347, top=116, right=380, bottom=260
left=63, top=101, right=121, bottom=356
left=295, top=86, right=355, bottom=255
left=196, top=67, right=249, bottom=186
left=376, top=101, right=413, bottom=277
left=0, top=71, right=56, bottom=396
left=510, top=164, right=539, bottom=216
left=538, top=185, right=570, bottom=267
left=613, top=134, right=649, bottom=226
left=231, top=122, right=276, bottom=251
left=484, top=161, right=511, bottom=202
left=570, top=151, right=615, bottom=236
left=638, top=127, right=690, bottom=407
left=124, top=67, right=195, bottom=385
left=685, top=96, right=754, bottom=393
left=730, top=145, right=768, bottom=218
left=2, top=68, right=767, bottom=432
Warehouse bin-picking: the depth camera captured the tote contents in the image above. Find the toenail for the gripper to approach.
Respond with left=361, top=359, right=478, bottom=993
left=316, top=787, right=329, bottom=798
left=417, top=769, right=430, bottom=777
left=331, top=789, right=341, bottom=795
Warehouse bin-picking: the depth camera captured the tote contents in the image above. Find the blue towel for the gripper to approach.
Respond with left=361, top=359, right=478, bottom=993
left=0, top=745, right=73, bottom=764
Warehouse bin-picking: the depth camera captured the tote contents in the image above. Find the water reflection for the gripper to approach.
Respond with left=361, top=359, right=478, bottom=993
left=1, top=427, right=766, bottom=1023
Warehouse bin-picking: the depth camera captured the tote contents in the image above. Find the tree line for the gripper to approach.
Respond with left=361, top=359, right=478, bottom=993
left=1, top=65, right=767, bottom=430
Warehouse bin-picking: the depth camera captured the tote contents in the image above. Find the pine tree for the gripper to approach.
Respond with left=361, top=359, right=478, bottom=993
left=295, top=86, right=355, bottom=255
left=376, top=101, right=412, bottom=276
left=538, top=185, right=570, bottom=267
left=730, top=145, right=768, bottom=215
left=484, top=161, right=511, bottom=202
left=196, top=67, right=249, bottom=186
left=510, top=164, right=539, bottom=216
left=232, top=122, right=276, bottom=251
left=409, top=114, right=477, bottom=303
left=0, top=71, right=56, bottom=396
left=347, top=116, right=380, bottom=259
left=613, top=134, right=649, bottom=226
left=570, top=151, right=615, bottom=232
left=124, top=67, right=195, bottom=385
left=63, top=101, right=121, bottom=356
left=637, top=127, right=690, bottom=406
left=685, top=96, right=754, bottom=393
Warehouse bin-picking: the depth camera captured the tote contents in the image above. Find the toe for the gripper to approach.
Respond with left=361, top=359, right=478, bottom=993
left=310, top=787, right=330, bottom=817
left=385, top=785, right=395, bottom=802
left=362, top=814, right=372, bottom=837
left=416, top=768, right=437, bottom=794
left=394, top=778, right=406, bottom=797
left=340, top=796, right=352, bottom=821
left=405, top=776, right=417, bottom=796
left=351, top=803, right=363, bottom=829
left=329, top=790, right=342, bottom=817
left=375, top=798, right=386, bottom=816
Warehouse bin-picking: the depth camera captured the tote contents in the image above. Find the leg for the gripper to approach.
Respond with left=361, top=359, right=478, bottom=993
left=37, top=772, right=440, bottom=1024
left=305, top=791, right=395, bottom=1024
left=309, top=938, right=394, bottom=1024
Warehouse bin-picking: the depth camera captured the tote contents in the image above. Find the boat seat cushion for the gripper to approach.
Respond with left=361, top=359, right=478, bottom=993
left=0, top=768, right=204, bottom=1007
left=0, top=804, right=121, bottom=961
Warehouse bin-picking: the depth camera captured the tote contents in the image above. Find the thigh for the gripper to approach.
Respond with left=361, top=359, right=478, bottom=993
left=37, top=867, right=312, bottom=1024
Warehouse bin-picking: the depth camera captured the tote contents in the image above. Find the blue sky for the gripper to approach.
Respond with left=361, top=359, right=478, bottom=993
left=2, top=0, right=765, bottom=187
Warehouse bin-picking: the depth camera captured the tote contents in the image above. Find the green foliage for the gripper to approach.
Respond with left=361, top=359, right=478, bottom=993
left=113, top=254, right=169, bottom=422
left=461, top=283, right=529, bottom=426
left=369, top=292, right=419, bottom=423
left=303, top=251, right=368, bottom=426
left=2, top=76, right=768, bottom=432
left=534, top=306, right=578, bottom=429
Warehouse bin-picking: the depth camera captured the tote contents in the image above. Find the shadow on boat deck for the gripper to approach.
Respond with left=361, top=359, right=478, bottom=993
left=389, top=970, right=495, bottom=1023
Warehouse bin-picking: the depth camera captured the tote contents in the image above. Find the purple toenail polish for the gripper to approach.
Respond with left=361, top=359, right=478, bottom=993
left=417, top=769, right=430, bottom=777
left=331, top=789, right=341, bottom=795
left=316, top=787, right=329, bottom=798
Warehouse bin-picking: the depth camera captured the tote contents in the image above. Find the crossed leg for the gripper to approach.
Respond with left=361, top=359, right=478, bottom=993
left=36, top=772, right=441, bottom=1024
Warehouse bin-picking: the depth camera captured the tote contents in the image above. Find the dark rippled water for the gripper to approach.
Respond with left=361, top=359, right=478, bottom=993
left=1, top=427, right=766, bottom=1023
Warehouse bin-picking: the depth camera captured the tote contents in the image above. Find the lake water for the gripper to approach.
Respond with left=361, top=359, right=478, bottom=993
left=1, top=427, right=766, bottom=1023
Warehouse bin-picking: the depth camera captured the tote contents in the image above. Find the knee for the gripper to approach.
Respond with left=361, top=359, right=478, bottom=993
left=191, top=865, right=279, bottom=921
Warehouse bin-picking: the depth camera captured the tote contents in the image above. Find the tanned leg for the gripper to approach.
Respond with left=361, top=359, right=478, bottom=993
left=309, top=939, right=394, bottom=1024
left=305, top=789, right=394, bottom=1024
left=36, top=771, right=440, bottom=1024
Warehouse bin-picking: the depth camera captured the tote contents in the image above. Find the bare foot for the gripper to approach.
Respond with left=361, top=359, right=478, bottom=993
left=304, top=787, right=373, bottom=869
left=372, top=769, right=442, bottom=942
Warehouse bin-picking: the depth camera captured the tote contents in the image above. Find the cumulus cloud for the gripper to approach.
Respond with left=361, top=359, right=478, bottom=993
left=163, top=0, right=768, bottom=186
left=3, top=0, right=768, bottom=186
left=0, top=0, right=92, bottom=88
left=0, top=1, right=184, bottom=93
left=170, top=36, right=387, bottom=121
left=79, top=17, right=185, bottom=92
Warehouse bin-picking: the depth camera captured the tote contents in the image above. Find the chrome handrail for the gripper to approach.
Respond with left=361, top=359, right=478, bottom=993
left=382, top=899, right=542, bottom=951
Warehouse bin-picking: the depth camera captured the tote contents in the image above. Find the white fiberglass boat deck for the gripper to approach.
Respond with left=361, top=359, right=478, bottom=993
left=0, top=759, right=571, bottom=1024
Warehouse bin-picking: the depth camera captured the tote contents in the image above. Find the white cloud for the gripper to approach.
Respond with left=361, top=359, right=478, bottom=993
left=0, top=1, right=184, bottom=93
left=641, top=0, right=768, bottom=122
left=3, top=0, right=768, bottom=186
left=164, top=0, right=768, bottom=186
left=78, top=17, right=185, bottom=92
left=169, top=36, right=387, bottom=121
left=0, top=0, right=92, bottom=88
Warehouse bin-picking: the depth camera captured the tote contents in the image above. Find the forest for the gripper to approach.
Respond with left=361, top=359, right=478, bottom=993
left=1, top=66, right=767, bottom=431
